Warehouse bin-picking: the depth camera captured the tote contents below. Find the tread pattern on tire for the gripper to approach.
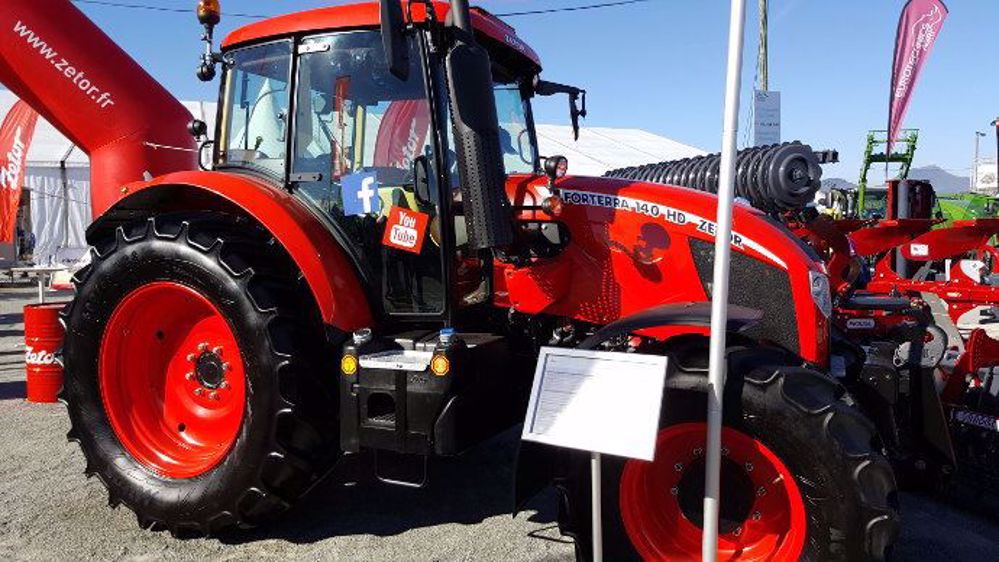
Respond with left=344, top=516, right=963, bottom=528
left=563, top=340, right=900, bottom=562
left=61, top=213, right=340, bottom=537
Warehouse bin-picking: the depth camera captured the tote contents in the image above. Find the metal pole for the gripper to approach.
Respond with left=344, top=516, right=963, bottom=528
left=591, top=452, right=603, bottom=562
left=758, top=0, right=768, bottom=91
left=973, top=132, right=981, bottom=192
left=993, top=119, right=999, bottom=185
left=703, top=1, right=748, bottom=561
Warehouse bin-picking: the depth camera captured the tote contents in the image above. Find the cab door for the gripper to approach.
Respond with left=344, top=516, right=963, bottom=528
left=290, top=30, right=450, bottom=319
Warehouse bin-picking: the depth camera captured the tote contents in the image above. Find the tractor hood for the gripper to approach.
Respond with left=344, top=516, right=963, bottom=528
left=497, top=174, right=830, bottom=364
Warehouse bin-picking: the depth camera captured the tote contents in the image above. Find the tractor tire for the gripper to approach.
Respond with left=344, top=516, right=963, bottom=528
left=561, top=344, right=899, bottom=561
left=61, top=214, right=340, bottom=536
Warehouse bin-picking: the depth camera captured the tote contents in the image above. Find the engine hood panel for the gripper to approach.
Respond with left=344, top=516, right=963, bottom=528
left=498, top=174, right=828, bottom=363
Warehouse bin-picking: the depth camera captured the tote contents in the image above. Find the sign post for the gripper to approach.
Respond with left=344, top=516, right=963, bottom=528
left=522, top=347, right=668, bottom=562
left=703, top=1, right=748, bottom=561
left=590, top=452, right=602, bottom=561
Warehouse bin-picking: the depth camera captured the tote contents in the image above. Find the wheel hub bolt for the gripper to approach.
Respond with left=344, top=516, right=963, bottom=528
left=670, top=486, right=678, bottom=496
left=745, top=462, right=754, bottom=472
left=692, top=447, right=703, bottom=457
left=212, top=346, right=223, bottom=356
left=209, top=391, right=220, bottom=401
left=222, top=362, right=232, bottom=372
left=185, top=372, right=195, bottom=381
left=673, top=463, right=683, bottom=472
left=220, top=381, right=230, bottom=390
left=752, top=511, right=761, bottom=521
left=194, top=388, right=204, bottom=396
left=198, top=342, right=209, bottom=352
left=721, top=447, right=729, bottom=456
left=757, top=486, right=767, bottom=497
left=186, top=353, right=196, bottom=362
left=733, top=526, right=742, bottom=537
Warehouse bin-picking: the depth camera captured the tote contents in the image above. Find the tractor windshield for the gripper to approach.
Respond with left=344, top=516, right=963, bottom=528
left=217, top=40, right=293, bottom=177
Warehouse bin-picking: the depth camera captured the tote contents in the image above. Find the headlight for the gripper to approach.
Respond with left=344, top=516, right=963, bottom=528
left=809, top=271, right=832, bottom=318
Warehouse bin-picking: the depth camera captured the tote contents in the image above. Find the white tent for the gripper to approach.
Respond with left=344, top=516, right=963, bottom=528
left=535, top=124, right=705, bottom=177
left=0, top=91, right=218, bottom=267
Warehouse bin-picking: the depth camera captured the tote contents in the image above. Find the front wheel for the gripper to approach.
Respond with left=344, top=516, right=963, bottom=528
left=562, top=346, right=899, bottom=561
left=62, top=215, right=340, bottom=535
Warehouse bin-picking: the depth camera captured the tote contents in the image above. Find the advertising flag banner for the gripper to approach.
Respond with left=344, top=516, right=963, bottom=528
left=888, top=0, right=948, bottom=154
left=373, top=99, right=431, bottom=170
left=0, top=100, right=39, bottom=242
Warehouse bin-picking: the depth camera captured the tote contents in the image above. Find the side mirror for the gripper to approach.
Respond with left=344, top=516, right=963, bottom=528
left=380, top=0, right=410, bottom=81
left=534, top=78, right=587, bottom=141
left=413, top=155, right=432, bottom=207
left=197, top=140, right=215, bottom=172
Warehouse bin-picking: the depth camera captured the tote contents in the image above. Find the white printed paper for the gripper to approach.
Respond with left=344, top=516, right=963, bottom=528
left=753, top=90, right=781, bottom=146
left=910, top=243, right=929, bottom=257
left=522, top=347, right=668, bottom=461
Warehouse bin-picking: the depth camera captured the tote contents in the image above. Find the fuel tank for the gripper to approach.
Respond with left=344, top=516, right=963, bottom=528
left=497, top=174, right=830, bottom=365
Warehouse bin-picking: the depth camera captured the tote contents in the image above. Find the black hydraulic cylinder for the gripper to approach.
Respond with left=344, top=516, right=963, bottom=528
left=604, top=141, right=824, bottom=214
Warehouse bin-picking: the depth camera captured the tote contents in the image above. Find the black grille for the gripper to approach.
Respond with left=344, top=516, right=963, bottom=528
left=689, top=238, right=800, bottom=354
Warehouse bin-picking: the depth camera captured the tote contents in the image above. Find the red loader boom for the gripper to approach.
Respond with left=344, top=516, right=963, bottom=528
left=0, top=0, right=197, bottom=218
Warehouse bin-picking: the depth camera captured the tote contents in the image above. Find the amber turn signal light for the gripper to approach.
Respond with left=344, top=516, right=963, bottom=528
left=197, top=0, right=222, bottom=26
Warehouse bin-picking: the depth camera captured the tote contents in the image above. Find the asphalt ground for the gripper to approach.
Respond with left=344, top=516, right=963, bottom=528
left=0, top=284, right=997, bottom=561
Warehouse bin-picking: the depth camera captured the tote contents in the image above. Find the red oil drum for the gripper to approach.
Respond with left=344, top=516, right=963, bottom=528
left=24, top=303, right=65, bottom=403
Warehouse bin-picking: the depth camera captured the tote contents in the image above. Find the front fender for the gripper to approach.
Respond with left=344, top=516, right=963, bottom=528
left=90, top=170, right=372, bottom=331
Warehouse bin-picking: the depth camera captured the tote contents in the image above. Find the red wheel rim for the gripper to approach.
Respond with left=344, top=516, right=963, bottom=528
left=620, top=423, right=806, bottom=561
left=99, top=282, right=246, bottom=479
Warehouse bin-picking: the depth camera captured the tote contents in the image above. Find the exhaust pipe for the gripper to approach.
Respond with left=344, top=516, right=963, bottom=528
left=445, top=0, right=513, bottom=250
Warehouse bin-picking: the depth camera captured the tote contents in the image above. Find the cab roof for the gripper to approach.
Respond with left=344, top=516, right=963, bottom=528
left=222, top=1, right=541, bottom=67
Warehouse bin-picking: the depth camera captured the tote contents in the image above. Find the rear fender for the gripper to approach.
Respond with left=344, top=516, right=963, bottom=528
left=89, top=170, right=373, bottom=331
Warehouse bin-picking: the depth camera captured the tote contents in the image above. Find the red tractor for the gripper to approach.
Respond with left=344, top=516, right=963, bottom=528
left=613, top=153, right=999, bottom=497
left=0, top=1, right=897, bottom=560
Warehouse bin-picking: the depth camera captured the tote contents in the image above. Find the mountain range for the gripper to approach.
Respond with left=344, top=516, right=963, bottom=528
left=822, top=165, right=970, bottom=193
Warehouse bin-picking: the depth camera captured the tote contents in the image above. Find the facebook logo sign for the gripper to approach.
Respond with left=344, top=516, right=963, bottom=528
left=342, top=171, right=382, bottom=217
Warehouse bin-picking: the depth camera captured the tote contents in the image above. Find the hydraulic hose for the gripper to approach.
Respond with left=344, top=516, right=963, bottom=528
left=604, top=141, right=824, bottom=213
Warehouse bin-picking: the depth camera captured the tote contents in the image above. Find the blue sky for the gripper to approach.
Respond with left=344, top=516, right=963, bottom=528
left=69, top=0, right=998, bottom=181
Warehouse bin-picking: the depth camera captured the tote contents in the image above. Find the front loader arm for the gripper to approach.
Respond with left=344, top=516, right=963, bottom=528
left=0, top=0, right=197, bottom=217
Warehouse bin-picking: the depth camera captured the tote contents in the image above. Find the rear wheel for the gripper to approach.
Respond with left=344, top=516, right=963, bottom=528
left=62, top=214, right=340, bottom=535
left=562, top=345, right=899, bottom=561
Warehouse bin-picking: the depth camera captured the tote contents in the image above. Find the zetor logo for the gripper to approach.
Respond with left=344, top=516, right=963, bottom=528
left=382, top=206, right=429, bottom=254
left=0, top=127, right=26, bottom=190
left=25, top=345, right=60, bottom=366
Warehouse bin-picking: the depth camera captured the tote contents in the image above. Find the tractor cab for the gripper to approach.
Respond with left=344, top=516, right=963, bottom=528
left=195, top=0, right=579, bottom=469
left=205, top=2, right=562, bottom=323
